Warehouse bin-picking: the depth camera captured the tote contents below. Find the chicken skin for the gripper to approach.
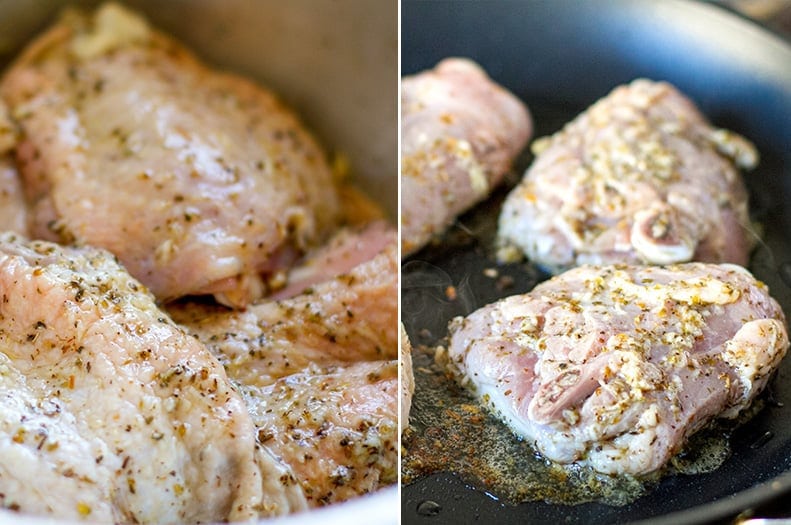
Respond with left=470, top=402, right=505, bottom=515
left=243, top=360, right=397, bottom=506
left=448, top=263, right=788, bottom=475
left=498, top=79, right=757, bottom=270
left=169, top=222, right=398, bottom=506
left=0, top=3, right=340, bottom=307
left=0, top=233, right=305, bottom=522
left=168, top=223, right=398, bottom=386
left=401, top=58, right=531, bottom=256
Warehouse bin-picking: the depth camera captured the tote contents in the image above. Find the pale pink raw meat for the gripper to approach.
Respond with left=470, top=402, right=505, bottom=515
left=0, top=4, right=339, bottom=307
left=0, top=233, right=305, bottom=522
left=270, top=220, right=394, bottom=301
left=241, top=360, right=397, bottom=506
left=168, top=225, right=398, bottom=386
left=0, top=159, right=27, bottom=236
left=401, top=58, right=531, bottom=256
left=448, top=263, right=788, bottom=475
left=498, top=79, right=757, bottom=271
left=169, top=224, right=398, bottom=506
left=0, top=101, right=26, bottom=235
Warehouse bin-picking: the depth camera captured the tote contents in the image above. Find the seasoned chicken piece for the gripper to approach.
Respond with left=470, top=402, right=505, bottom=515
left=0, top=3, right=340, bottom=306
left=0, top=234, right=305, bottom=522
left=448, top=263, right=788, bottom=475
left=0, top=352, right=116, bottom=521
left=400, top=323, right=415, bottom=429
left=498, top=79, right=757, bottom=271
left=270, top=220, right=394, bottom=301
left=169, top=225, right=398, bottom=386
left=170, top=225, right=398, bottom=506
left=242, top=360, right=398, bottom=507
left=401, top=58, right=532, bottom=256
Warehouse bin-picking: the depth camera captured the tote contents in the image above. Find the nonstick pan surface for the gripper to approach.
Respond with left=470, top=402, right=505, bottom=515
left=400, top=1, right=791, bottom=523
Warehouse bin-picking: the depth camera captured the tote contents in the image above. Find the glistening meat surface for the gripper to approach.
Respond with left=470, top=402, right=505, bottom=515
left=169, top=223, right=398, bottom=506
left=242, top=360, right=398, bottom=506
left=401, top=58, right=531, bottom=256
left=498, top=79, right=757, bottom=271
left=0, top=234, right=305, bottom=523
left=269, top=220, right=394, bottom=301
left=168, top=224, right=398, bottom=386
left=448, top=263, right=788, bottom=475
left=0, top=4, right=339, bottom=306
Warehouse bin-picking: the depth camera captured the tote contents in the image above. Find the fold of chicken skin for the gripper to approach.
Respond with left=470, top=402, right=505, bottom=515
left=169, top=224, right=398, bottom=386
left=0, top=3, right=340, bottom=307
left=0, top=233, right=305, bottom=522
left=498, top=79, right=757, bottom=271
left=448, top=263, right=788, bottom=475
left=270, top=220, right=394, bottom=301
left=401, top=58, right=531, bottom=256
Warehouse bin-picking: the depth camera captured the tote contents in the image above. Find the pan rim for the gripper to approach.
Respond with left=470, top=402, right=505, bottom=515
left=401, top=0, right=791, bottom=522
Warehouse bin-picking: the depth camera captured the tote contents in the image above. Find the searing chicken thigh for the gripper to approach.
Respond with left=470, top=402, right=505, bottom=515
left=498, top=79, right=756, bottom=271
left=401, top=58, right=531, bottom=256
left=170, top=222, right=398, bottom=506
left=0, top=234, right=306, bottom=523
left=0, top=3, right=339, bottom=306
left=448, top=263, right=788, bottom=475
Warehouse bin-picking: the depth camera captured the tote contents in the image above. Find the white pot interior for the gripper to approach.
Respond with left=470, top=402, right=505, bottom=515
left=0, top=0, right=398, bottom=523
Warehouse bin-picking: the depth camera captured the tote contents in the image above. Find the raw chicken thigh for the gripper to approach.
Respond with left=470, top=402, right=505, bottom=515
left=270, top=220, right=394, bottom=301
left=498, top=79, right=757, bottom=271
left=0, top=3, right=340, bottom=306
left=169, top=224, right=398, bottom=506
left=0, top=233, right=304, bottom=523
left=448, top=263, right=788, bottom=475
left=169, top=224, right=398, bottom=385
left=242, top=360, right=397, bottom=506
left=401, top=58, right=531, bottom=256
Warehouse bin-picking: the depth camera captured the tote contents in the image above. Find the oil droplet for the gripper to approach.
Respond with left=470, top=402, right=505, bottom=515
left=765, top=383, right=784, bottom=408
left=750, top=431, right=774, bottom=450
left=416, top=500, right=442, bottom=517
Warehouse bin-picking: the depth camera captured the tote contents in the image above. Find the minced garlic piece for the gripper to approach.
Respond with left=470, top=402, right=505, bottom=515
left=71, top=3, right=150, bottom=59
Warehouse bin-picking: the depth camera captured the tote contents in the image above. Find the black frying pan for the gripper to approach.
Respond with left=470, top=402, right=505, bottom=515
left=400, top=1, right=791, bottom=523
